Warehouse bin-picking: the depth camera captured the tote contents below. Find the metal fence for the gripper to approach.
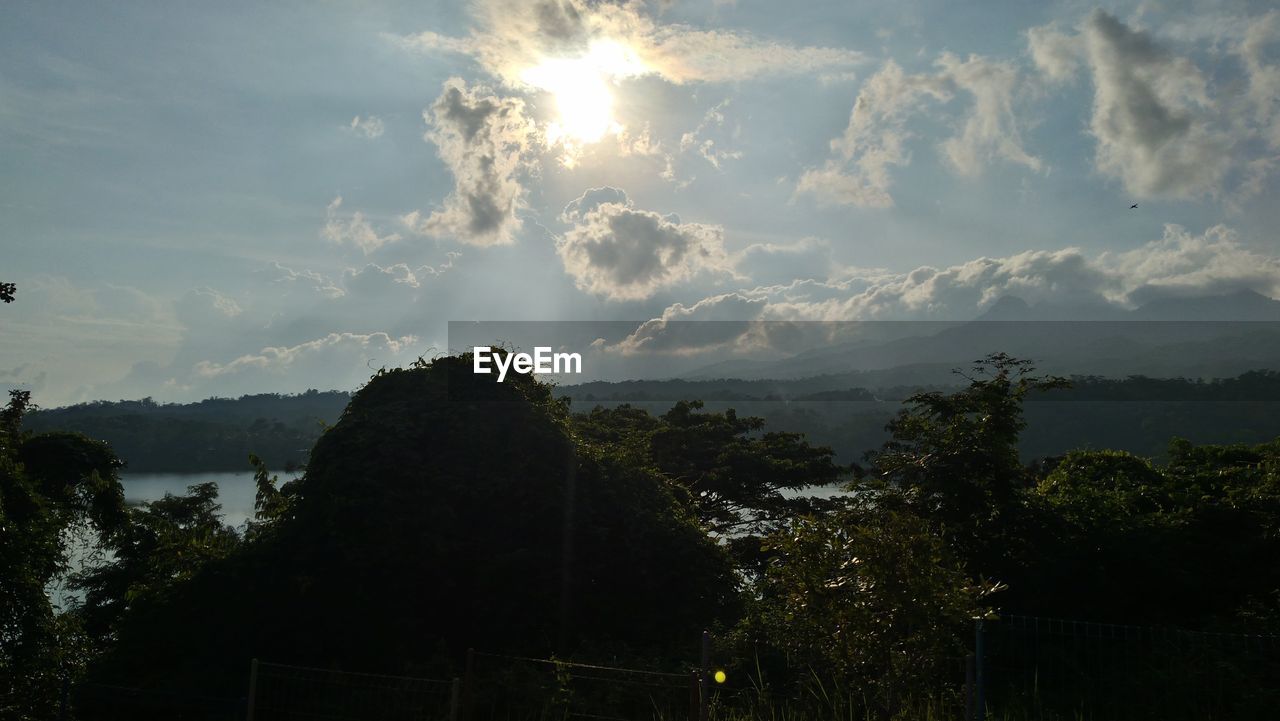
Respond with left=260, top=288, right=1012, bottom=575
left=462, top=650, right=697, bottom=721
left=247, top=661, right=458, bottom=721
left=979, top=615, right=1280, bottom=721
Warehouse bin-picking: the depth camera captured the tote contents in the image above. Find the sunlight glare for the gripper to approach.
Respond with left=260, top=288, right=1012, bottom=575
left=521, top=40, right=647, bottom=145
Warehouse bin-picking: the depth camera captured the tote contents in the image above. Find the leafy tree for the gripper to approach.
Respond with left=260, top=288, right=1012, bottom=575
left=863, top=353, right=1067, bottom=576
left=1, top=390, right=127, bottom=719
left=71, top=482, right=240, bottom=644
left=81, top=354, right=740, bottom=698
left=739, top=501, right=992, bottom=718
left=0, top=282, right=14, bottom=304
left=575, top=401, right=842, bottom=534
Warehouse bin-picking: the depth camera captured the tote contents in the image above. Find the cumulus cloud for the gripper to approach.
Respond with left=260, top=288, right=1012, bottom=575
left=348, top=115, right=385, bottom=138
left=797, top=54, right=1039, bottom=207
left=556, top=187, right=732, bottom=301
left=394, top=0, right=866, bottom=86
left=324, top=196, right=402, bottom=254
left=604, top=292, right=768, bottom=355
left=1027, top=9, right=1280, bottom=200
left=605, top=224, right=1280, bottom=355
left=404, top=78, right=538, bottom=246
left=654, top=223, right=1280, bottom=328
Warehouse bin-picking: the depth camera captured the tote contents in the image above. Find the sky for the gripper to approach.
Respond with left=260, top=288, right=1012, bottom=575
left=2, top=0, right=1279, bottom=405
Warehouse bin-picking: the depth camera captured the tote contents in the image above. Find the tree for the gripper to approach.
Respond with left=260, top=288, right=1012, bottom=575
left=1, top=282, right=14, bottom=304
left=739, top=500, right=992, bottom=718
left=863, top=353, right=1067, bottom=575
left=1, top=390, right=127, bottom=719
left=575, top=401, right=843, bottom=532
left=82, top=354, right=740, bottom=697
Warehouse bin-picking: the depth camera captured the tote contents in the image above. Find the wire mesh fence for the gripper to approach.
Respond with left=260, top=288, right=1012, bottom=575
left=983, top=614, right=1280, bottom=721
left=248, top=661, right=458, bottom=721
left=71, top=681, right=246, bottom=721
left=464, top=651, right=696, bottom=721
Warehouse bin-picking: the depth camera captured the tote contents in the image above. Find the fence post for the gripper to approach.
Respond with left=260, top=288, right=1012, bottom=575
left=449, top=677, right=461, bottom=721
left=975, top=621, right=987, bottom=721
left=689, top=670, right=700, bottom=721
left=246, top=658, right=259, bottom=721
left=57, top=674, right=69, bottom=721
left=461, top=648, right=475, bottom=721
left=964, top=653, right=975, bottom=721
left=699, top=630, right=710, bottom=721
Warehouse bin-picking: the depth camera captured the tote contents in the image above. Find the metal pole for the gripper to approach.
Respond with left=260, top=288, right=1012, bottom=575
left=449, top=677, right=461, bottom=721
left=462, top=648, right=475, bottom=721
left=964, top=653, right=975, bottom=721
left=699, top=630, right=710, bottom=721
left=246, top=658, right=259, bottom=721
left=688, top=670, right=699, bottom=721
left=57, top=674, right=69, bottom=721
left=975, top=621, right=987, bottom=721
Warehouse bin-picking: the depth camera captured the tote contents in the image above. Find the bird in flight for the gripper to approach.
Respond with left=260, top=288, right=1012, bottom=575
left=1130, top=203, right=1139, bottom=209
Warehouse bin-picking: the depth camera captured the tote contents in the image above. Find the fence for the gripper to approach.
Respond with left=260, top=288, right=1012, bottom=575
left=242, top=653, right=705, bottom=721
left=247, top=661, right=458, bottom=721
left=462, top=650, right=697, bottom=721
left=70, top=681, right=246, bottom=721
left=978, top=615, right=1280, bottom=721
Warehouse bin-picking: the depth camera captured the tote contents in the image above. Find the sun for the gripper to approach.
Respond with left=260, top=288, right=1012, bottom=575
left=521, top=40, right=647, bottom=145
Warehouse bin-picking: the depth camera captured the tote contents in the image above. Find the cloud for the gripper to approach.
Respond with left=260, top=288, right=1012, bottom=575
left=404, top=78, right=538, bottom=246
left=1026, top=9, right=1280, bottom=200
left=604, top=292, right=768, bottom=355
left=324, top=196, right=402, bottom=254
left=733, top=237, right=838, bottom=286
left=679, top=100, right=742, bottom=170
left=934, top=53, right=1042, bottom=177
left=193, top=332, right=419, bottom=379
left=256, top=262, right=345, bottom=299
left=603, top=224, right=1280, bottom=356
left=659, top=223, right=1280, bottom=328
left=556, top=187, right=732, bottom=301
left=394, top=0, right=867, bottom=86
left=797, top=53, right=1038, bottom=207
left=341, top=263, right=421, bottom=295
left=348, top=115, right=385, bottom=139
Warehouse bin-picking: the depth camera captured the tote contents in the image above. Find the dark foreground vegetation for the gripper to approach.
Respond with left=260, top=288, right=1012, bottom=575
left=4, top=352, right=1280, bottom=720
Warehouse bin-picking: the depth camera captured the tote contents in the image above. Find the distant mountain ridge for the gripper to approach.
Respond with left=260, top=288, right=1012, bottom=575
left=681, top=292, right=1280, bottom=384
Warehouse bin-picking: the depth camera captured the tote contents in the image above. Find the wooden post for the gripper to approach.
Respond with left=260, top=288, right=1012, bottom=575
left=449, top=677, right=461, bottom=721
left=246, top=658, right=260, bottom=721
left=699, top=630, right=710, bottom=721
left=461, top=648, right=475, bottom=721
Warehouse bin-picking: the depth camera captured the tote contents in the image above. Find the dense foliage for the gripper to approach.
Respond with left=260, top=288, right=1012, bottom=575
left=3, top=350, right=1280, bottom=719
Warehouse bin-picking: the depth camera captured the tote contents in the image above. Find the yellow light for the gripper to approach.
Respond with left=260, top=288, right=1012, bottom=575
left=520, top=39, right=647, bottom=145
left=713, top=670, right=727, bottom=684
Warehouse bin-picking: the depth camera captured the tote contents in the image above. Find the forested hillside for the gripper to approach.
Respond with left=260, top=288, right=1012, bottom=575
left=23, top=391, right=349, bottom=471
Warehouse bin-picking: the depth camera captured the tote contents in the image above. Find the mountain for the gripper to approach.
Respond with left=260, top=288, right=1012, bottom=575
left=680, top=292, right=1280, bottom=383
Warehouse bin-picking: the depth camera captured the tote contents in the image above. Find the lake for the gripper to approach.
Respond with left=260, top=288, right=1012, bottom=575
left=121, top=470, right=299, bottom=529
left=120, top=471, right=851, bottom=529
